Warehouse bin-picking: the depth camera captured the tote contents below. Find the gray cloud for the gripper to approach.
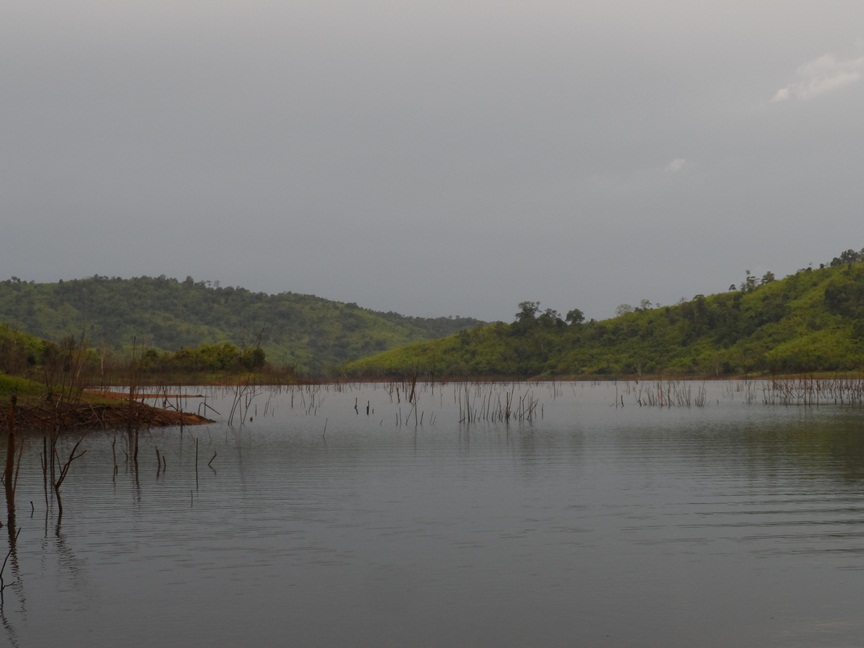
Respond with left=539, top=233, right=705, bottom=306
left=3, top=2, right=864, bottom=322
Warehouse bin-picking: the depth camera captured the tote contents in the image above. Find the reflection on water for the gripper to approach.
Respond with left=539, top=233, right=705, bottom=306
left=2, top=381, right=864, bottom=647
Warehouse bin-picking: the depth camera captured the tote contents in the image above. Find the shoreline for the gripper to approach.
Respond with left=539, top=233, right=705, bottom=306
left=1, top=400, right=213, bottom=432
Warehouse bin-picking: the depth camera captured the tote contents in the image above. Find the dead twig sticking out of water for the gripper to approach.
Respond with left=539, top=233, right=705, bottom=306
left=198, top=400, right=221, bottom=418
left=52, top=438, right=86, bottom=521
left=764, top=376, right=864, bottom=406
left=194, top=436, right=199, bottom=489
left=633, top=380, right=706, bottom=408
left=407, top=372, right=418, bottom=405
left=40, top=436, right=48, bottom=508
left=228, top=374, right=264, bottom=426
left=111, top=437, right=118, bottom=479
left=455, top=382, right=540, bottom=424
left=4, top=397, right=16, bottom=504
left=0, top=526, right=22, bottom=606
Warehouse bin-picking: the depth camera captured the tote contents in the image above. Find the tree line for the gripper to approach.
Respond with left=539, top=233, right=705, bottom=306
left=0, top=275, right=483, bottom=375
left=345, top=249, right=864, bottom=378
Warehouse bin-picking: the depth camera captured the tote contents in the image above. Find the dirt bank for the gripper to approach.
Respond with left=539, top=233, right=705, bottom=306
left=1, top=400, right=213, bottom=432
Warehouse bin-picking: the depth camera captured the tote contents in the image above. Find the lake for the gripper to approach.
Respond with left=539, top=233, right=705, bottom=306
left=3, top=380, right=864, bottom=647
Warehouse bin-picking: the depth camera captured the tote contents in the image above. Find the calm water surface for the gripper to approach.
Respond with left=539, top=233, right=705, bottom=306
left=3, top=381, right=864, bottom=647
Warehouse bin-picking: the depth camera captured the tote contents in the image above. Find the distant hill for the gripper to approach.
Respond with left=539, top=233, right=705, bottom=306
left=344, top=252, right=864, bottom=378
left=0, top=275, right=483, bottom=375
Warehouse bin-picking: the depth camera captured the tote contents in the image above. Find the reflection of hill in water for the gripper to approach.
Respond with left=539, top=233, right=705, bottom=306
left=583, top=380, right=864, bottom=486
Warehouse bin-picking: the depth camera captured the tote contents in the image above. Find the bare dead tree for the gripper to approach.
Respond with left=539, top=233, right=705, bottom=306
left=52, top=439, right=86, bottom=522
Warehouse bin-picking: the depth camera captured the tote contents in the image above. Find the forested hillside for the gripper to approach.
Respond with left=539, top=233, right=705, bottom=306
left=345, top=252, right=864, bottom=378
left=0, top=275, right=482, bottom=375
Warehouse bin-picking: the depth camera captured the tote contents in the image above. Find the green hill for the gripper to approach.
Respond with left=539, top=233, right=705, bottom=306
left=0, top=275, right=483, bottom=375
left=345, top=253, right=864, bottom=378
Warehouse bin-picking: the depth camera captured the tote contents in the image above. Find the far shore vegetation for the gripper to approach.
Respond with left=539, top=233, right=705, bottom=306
left=345, top=249, right=864, bottom=380
left=0, top=274, right=483, bottom=376
left=1, top=247, right=864, bottom=406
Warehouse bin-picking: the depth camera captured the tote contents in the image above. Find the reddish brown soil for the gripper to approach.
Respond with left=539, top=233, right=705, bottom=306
left=1, top=400, right=212, bottom=431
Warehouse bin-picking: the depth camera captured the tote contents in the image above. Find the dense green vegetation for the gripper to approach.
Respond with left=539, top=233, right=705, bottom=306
left=137, top=343, right=266, bottom=374
left=0, top=324, right=58, bottom=400
left=0, top=275, right=482, bottom=375
left=345, top=252, right=864, bottom=378
left=0, top=321, right=276, bottom=397
left=5, top=251, right=864, bottom=382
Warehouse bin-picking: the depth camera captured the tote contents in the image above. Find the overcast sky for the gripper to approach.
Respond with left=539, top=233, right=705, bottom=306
left=3, top=1, right=863, bottom=322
